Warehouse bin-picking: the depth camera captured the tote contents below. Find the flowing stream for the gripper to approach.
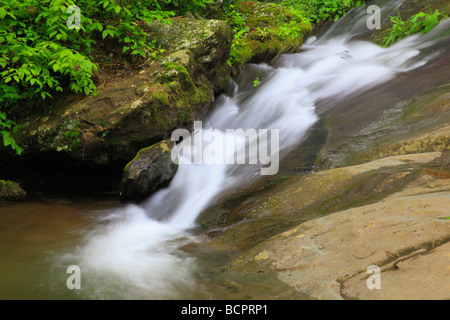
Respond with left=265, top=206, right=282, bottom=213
left=1, top=0, right=449, bottom=299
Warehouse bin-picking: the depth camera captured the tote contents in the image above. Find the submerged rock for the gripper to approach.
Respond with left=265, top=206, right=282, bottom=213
left=120, top=140, right=177, bottom=202
left=0, top=180, right=26, bottom=201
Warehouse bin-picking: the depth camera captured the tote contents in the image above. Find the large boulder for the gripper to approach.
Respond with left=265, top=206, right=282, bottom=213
left=120, top=140, right=177, bottom=202
left=149, top=18, right=232, bottom=94
left=0, top=18, right=232, bottom=190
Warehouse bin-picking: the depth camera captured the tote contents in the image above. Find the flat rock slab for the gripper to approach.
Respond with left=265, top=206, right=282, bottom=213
left=342, top=241, right=450, bottom=300
left=225, top=152, right=450, bottom=299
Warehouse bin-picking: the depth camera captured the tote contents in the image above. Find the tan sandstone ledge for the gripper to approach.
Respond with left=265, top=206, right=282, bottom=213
left=225, top=152, right=449, bottom=300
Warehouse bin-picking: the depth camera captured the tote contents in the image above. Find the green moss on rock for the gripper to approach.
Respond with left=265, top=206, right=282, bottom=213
left=3, top=18, right=232, bottom=168
left=120, top=139, right=178, bottom=202
left=225, top=1, right=312, bottom=65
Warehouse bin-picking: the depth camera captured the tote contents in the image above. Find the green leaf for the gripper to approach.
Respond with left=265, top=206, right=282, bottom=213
left=91, top=23, right=103, bottom=32
left=0, top=7, right=7, bottom=20
left=4, top=137, right=12, bottom=147
left=15, top=146, right=23, bottom=155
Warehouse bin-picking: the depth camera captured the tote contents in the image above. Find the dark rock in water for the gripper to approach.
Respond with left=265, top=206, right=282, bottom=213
left=120, top=140, right=177, bottom=202
left=0, top=180, right=26, bottom=201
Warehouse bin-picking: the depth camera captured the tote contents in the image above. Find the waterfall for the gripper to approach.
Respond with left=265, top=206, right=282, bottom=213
left=68, top=1, right=450, bottom=299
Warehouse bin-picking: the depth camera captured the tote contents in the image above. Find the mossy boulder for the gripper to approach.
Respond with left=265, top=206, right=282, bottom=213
left=225, top=1, right=312, bottom=65
left=0, top=180, right=26, bottom=201
left=148, top=17, right=233, bottom=95
left=0, top=18, right=232, bottom=190
left=120, top=140, right=177, bottom=202
left=14, top=18, right=231, bottom=165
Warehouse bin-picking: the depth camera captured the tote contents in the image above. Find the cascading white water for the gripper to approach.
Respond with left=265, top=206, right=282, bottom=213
left=66, top=1, right=450, bottom=299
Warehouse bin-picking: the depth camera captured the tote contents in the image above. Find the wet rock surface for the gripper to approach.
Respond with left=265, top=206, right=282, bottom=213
left=205, top=152, right=449, bottom=299
left=120, top=140, right=177, bottom=202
